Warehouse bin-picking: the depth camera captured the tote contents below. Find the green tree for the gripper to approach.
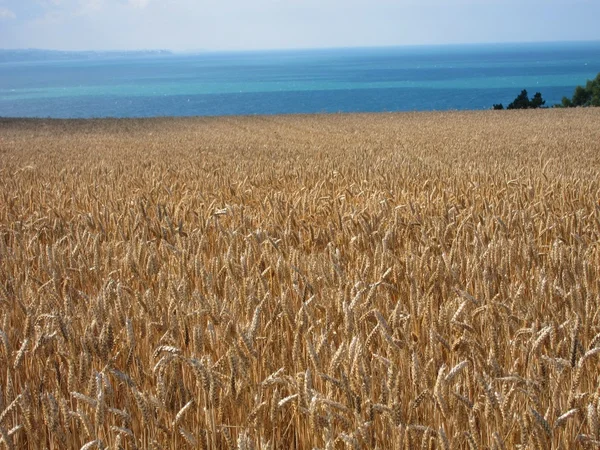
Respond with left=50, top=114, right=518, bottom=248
left=586, top=73, right=600, bottom=106
left=560, top=72, right=600, bottom=107
left=560, top=96, right=573, bottom=107
left=504, top=90, right=546, bottom=110
left=507, top=89, right=531, bottom=109
left=572, top=85, right=591, bottom=106
left=529, top=92, right=545, bottom=109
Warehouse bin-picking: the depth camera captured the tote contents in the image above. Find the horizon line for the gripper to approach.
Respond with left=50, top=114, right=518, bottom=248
left=2, top=38, right=600, bottom=55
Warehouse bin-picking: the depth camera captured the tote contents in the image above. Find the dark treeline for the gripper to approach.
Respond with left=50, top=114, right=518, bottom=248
left=493, top=72, right=600, bottom=110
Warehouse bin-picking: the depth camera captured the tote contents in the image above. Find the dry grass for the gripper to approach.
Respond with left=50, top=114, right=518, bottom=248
left=1, top=109, right=600, bottom=449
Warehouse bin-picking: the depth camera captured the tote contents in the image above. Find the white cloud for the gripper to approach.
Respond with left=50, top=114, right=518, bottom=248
left=128, top=0, right=150, bottom=8
left=0, top=7, right=16, bottom=19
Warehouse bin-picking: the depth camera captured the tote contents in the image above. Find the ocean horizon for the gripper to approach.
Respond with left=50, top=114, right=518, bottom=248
left=1, top=41, right=600, bottom=118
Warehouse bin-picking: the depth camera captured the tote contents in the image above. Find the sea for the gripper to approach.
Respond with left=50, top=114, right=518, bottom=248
left=1, top=41, right=600, bottom=118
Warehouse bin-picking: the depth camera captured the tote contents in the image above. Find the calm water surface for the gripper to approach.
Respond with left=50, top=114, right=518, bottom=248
left=1, top=42, right=600, bottom=118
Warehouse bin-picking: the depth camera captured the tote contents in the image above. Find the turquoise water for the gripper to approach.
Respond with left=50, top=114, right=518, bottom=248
left=1, top=42, right=600, bottom=118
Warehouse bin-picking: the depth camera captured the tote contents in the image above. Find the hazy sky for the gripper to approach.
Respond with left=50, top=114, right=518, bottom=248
left=1, top=0, right=599, bottom=51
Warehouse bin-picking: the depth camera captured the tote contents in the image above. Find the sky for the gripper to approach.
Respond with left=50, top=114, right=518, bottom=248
left=0, top=0, right=599, bottom=52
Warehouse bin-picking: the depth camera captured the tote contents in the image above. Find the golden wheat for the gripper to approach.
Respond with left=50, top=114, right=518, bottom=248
left=0, top=109, right=600, bottom=448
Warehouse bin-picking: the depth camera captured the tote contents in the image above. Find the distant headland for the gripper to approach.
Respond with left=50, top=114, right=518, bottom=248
left=0, top=49, right=173, bottom=63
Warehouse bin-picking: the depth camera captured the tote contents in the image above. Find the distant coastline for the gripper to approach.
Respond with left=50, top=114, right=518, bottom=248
left=0, top=49, right=174, bottom=63
left=2, top=39, right=600, bottom=59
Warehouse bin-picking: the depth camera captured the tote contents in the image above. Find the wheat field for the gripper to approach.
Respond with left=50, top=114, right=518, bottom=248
left=1, top=109, right=600, bottom=449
